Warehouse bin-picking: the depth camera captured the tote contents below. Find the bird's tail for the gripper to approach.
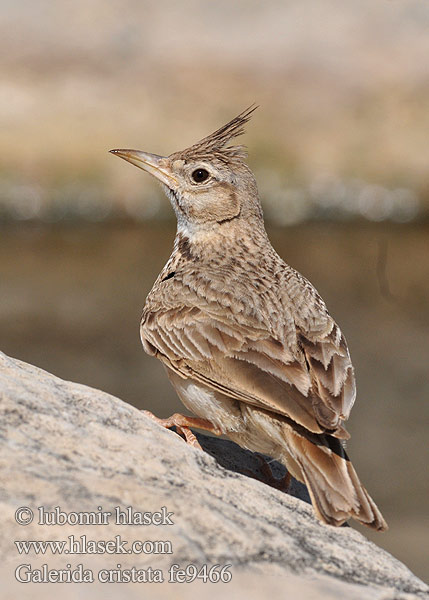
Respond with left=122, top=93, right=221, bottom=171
left=282, top=427, right=388, bottom=531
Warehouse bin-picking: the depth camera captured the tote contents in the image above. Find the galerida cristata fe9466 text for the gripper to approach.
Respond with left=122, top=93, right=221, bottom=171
left=110, top=107, right=387, bottom=531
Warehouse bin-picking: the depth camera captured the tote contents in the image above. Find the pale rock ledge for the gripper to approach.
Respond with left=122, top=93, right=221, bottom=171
left=0, top=351, right=427, bottom=599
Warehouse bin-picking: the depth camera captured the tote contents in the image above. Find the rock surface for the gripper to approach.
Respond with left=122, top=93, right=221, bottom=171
left=0, top=351, right=427, bottom=599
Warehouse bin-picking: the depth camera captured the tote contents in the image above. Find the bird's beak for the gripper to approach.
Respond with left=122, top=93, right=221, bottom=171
left=109, top=149, right=178, bottom=187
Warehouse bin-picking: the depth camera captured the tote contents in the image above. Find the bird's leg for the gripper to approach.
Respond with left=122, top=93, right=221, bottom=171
left=141, top=410, right=221, bottom=450
left=254, top=454, right=292, bottom=492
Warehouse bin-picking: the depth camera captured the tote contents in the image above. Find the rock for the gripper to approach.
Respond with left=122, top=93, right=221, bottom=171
left=0, top=351, right=427, bottom=599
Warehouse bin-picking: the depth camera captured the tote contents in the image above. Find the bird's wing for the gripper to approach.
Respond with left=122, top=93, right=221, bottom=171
left=279, top=266, right=356, bottom=430
left=141, top=269, right=355, bottom=438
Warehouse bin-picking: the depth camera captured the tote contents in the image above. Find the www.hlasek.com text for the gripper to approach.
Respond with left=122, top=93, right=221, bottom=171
left=15, top=535, right=173, bottom=556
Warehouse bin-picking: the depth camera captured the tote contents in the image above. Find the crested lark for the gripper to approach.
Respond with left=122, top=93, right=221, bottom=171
left=110, top=107, right=387, bottom=531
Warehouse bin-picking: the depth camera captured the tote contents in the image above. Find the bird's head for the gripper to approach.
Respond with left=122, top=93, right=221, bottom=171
left=110, top=107, right=263, bottom=234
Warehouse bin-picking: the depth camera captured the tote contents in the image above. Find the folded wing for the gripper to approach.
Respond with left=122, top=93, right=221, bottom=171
left=141, top=280, right=355, bottom=439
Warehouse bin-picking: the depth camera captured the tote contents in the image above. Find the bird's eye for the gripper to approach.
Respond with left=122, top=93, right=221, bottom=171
left=191, top=168, right=210, bottom=183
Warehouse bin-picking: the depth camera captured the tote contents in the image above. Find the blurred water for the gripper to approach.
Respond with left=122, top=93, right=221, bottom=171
left=1, top=220, right=428, bottom=580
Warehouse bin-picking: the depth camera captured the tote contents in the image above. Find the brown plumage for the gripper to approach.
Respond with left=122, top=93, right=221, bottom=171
left=110, top=108, right=387, bottom=531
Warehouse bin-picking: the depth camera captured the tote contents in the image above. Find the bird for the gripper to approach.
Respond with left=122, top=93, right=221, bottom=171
left=110, top=107, right=387, bottom=531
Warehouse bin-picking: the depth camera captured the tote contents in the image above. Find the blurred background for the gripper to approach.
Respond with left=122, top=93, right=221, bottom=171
left=1, top=0, right=428, bottom=581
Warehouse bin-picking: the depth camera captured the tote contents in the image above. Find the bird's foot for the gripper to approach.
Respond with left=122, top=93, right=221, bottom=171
left=141, top=410, right=221, bottom=450
left=253, top=454, right=292, bottom=492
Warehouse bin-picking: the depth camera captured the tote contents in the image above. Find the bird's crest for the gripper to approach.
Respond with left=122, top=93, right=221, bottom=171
left=172, top=105, right=258, bottom=164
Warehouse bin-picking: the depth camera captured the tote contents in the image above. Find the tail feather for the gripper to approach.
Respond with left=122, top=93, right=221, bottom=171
left=283, top=427, right=388, bottom=531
